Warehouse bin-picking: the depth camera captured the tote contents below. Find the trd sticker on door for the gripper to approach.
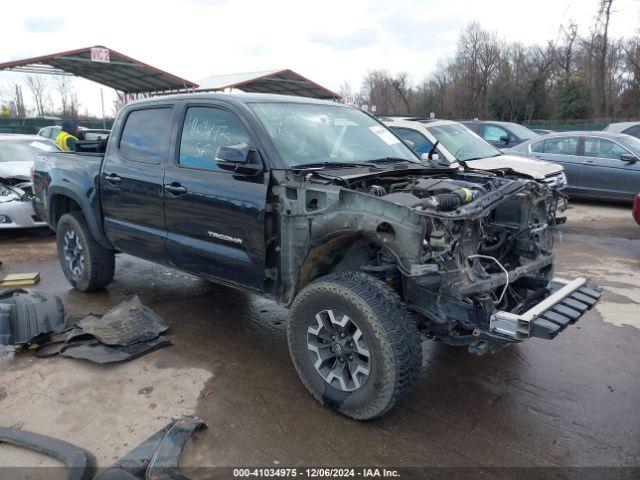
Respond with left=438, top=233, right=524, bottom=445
left=207, top=231, right=243, bottom=244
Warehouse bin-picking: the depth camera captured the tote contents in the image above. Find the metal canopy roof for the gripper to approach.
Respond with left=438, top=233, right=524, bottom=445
left=0, top=46, right=198, bottom=94
left=197, top=69, right=340, bottom=100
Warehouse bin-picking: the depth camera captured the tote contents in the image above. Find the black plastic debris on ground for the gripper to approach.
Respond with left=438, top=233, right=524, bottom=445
left=33, top=295, right=171, bottom=364
left=0, top=416, right=205, bottom=480
left=61, top=336, right=171, bottom=364
left=96, top=416, right=206, bottom=480
left=0, top=425, right=96, bottom=480
left=76, top=295, right=168, bottom=346
left=0, top=288, right=65, bottom=346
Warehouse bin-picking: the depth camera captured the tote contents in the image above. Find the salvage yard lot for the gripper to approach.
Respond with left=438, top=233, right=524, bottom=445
left=0, top=201, right=639, bottom=470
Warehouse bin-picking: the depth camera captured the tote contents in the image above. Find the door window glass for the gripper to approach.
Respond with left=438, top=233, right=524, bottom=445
left=483, top=125, right=509, bottom=142
left=119, top=108, right=173, bottom=163
left=179, top=107, right=251, bottom=170
left=542, top=137, right=578, bottom=155
left=390, top=127, right=433, bottom=155
left=623, top=126, right=640, bottom=139
left=583, top=137, right=629, bottom=159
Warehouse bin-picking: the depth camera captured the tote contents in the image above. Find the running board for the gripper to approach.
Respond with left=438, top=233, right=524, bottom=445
left=489, top=277, right=602, bottom=340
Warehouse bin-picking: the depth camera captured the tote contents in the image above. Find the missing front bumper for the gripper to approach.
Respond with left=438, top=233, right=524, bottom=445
left=490, top=277, right=602, bottom=340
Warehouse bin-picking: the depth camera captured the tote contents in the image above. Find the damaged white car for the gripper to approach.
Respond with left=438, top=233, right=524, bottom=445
left=0, top=135, right=58, bottom=229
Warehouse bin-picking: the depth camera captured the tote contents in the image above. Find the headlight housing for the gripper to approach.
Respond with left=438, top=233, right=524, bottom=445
left=543, top=172, right=567, bottom=189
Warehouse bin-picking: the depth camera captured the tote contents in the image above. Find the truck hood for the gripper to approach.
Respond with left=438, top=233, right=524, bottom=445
left=0, top=161, right=31, bottom=181
left=466, top=154, right=563, bottom=180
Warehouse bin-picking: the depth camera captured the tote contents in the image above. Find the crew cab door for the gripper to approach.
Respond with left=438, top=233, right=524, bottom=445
left=163, top=102, right=268, bottom=291
left=101, top=105, right=174, bottom=262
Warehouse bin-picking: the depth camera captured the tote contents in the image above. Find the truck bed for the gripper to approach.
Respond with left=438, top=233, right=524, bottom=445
left=32, top=151, right=105, bottom=233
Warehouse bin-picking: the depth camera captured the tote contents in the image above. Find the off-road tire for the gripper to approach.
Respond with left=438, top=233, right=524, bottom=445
left=288, top=271, right=422, bottom=420
left=56, top=211, right=115, bottom=292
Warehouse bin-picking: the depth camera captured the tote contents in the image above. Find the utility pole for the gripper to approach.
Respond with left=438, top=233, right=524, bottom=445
left=100, top=88, right=106, bottom=129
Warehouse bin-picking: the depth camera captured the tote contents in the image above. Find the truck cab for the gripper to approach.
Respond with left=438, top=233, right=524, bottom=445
left=33, top=94, right=601, bottom=420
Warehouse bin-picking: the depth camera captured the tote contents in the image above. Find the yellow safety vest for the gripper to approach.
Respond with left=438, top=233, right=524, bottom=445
left=56, top=131, right=78, bottom=152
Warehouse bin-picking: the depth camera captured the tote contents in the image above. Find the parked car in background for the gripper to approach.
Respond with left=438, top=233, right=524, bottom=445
left=0, top=134, right=58, bottom=229
left=604, top=121, right=640, bottom=139
left=382, top=118, right=567, bottom=191
left=37, top=125, right=61, bottom=140
left=532, top=128, right=554, bottom=135
left=460, top=120, right=540, bottom=149
left=633, top=193, right=640, bottom=225
left=510, top=131, right=640, bottom=201
left=38, top=126, right=110, bottom=142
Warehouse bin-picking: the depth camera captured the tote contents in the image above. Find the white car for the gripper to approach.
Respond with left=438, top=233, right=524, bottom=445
left=382, top=118, right=567, bottom=190
left=0, top=135, right=58, bottom=229
left=38, top=126, right=110, bottom=142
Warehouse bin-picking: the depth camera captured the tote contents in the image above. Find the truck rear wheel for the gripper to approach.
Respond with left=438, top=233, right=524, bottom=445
left=288, top=271, right=422, bottom=420
left=56, top=211, right=115, bottom=292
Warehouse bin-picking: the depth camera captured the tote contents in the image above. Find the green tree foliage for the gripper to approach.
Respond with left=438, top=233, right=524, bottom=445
left=556, top=80, right=592, bottom=119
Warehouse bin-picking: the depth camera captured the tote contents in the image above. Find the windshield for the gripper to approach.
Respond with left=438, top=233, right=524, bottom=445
left=0, top=139, right=58, bottom=163
left=505, top=123, right=539, bottom=141
left=618, top=135, right=640, bottom=155
left=426, top=123, right=501, bottom=161
left=249, top=103, right=419, bottom=167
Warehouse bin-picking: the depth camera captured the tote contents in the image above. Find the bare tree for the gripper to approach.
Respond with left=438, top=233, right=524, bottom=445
left=25, top=75, right=50, bottom=117
left=53, top=75, right=80, bottom=118
left=361, top=70, right=412, bottom=115
left=598, top=0, right=614, bottom=116
left=356, top=0, right=638, bottom=123
left=585, top=0, right=615, bottom=116
left=556, top=22, right=579, bottom=83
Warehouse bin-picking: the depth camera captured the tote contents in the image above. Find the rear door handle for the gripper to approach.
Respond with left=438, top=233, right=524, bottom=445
left=164, top=183, right=188, bottom=195
left=104, top=173, right=122, bottom=184
left=583, top=160, right=595, bottom=164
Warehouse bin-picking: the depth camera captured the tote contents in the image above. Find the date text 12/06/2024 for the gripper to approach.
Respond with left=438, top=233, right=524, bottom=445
left=232, top=468, right=401, bottom=478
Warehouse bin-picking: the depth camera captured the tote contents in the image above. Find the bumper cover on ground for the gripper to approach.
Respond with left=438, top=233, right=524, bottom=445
left=490, top=277, right=602, bottom=340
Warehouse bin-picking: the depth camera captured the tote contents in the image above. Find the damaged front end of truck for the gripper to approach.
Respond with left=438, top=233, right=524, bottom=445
left=274, top=167, right=601, bottom=355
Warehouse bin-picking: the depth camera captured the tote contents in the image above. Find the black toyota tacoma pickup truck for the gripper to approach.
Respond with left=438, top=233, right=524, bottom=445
left=33, top=93, right=601, bottom=419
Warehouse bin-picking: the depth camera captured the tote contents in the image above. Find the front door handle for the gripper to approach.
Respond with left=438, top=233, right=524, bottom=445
left=583, top=160, right=595, bottom=164
left=164, top=183, right=188, bottom=195
left=104, top=173, right=122, bottom=184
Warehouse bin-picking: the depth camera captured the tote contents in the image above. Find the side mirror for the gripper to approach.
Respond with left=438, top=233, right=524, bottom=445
left=620, top=153, right=638, bottom=164
left=420, top=152, right=447, bottom=167
left=499, top=135, right=510, bottom=144
left=215, top=143, right=263, bottom=174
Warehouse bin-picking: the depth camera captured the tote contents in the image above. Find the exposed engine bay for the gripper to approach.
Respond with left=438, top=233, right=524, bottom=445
left=0, top=178, right=34, bottom=203
left=273, top=166, right=584, bottom=355
left=0, top=175, right=45, bottom=229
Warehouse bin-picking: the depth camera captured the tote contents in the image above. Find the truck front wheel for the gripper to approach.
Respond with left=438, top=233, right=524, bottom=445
left=288, top=271, right=422, bottom=420
left=56, top=211, right=115, bottom=292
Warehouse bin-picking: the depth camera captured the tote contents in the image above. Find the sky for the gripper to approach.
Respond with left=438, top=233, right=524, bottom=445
left=1, top=0, right=639, bottom=117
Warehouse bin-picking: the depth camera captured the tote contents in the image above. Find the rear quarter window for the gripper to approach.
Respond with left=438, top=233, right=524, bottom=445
left=543, top=137, right=578, bottom=155
left=530, top=140, right=545, bottom=153
left=119, top=107, right=173, bottom=163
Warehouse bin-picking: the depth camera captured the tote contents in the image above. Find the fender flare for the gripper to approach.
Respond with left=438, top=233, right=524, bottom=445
left=47, top=185, right=113, bottom=250
left=0, top=426, right=95, bottom=480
